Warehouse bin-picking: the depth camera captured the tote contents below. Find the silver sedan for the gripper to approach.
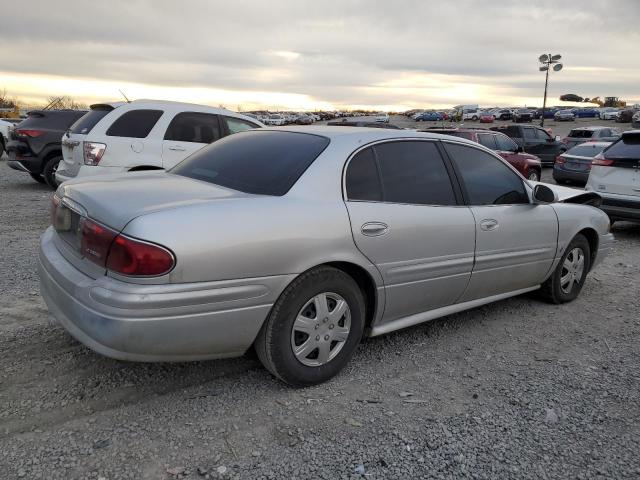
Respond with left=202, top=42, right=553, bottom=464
left=40, top=127, right=614, bottom=386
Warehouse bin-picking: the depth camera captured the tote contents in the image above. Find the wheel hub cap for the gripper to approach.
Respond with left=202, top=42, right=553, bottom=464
left=560, top=247, right=585, bottom=294
left=290, top=292, right=351, bottom=367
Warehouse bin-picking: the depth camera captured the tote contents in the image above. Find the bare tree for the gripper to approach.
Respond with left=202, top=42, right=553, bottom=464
left=0, top=88, right=17, bottom=109
left=46, top=96, right=87, bottom=110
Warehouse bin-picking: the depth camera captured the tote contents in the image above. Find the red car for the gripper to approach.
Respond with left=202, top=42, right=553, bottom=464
left=479, top=112, right=495, bottom=123
left=421, top=128, right=542, bottom=181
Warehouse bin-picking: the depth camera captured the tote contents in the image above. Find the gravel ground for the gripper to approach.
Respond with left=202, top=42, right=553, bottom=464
left=1, top=128, right=639, bottom=479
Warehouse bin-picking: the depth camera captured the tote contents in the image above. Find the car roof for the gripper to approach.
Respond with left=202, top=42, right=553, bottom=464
left=259, top=125, right=478, bottom=144
left=567, top=141, right=612, bottom=148
left=89, top=99, right=240, bottom=115
left=570, top=126, right=609, bottom=131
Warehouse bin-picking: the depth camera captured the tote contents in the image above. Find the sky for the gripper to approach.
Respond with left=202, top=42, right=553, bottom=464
left=1, top=0, right=638, bottom=111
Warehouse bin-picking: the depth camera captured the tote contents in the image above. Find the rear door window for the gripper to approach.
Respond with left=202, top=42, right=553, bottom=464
left=568, top=129, right=593, bottom=138
left=106, top=109, right=163, bottom=138
left=164, top=112, right=221, bottom=143
left=345, top=147, right=382, bottom=201
left=373, top=141, right=457, bottom=206
left=70, top=108, right=113, bottom=134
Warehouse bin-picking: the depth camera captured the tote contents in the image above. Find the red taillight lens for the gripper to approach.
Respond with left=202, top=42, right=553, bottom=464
left=16, top=129, right=45, bottom=138
left=591, top=153, right=614, bottom=166
left=83, top=142, right=106, bottom=166
left=106, top=235, right=175, bottom=276
left=81, top=219, right=117, bottom=266
left=555, top=155, right=565, bottom=165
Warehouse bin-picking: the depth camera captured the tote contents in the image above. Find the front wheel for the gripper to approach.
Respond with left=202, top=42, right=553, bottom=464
left=539, top=234, right=590, bottom=304
left=255, top=266, right=365, bottom=386
left=30, top=173, right=46, bottom=184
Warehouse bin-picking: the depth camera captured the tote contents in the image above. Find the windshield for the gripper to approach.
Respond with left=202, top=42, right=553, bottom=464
left=604, top=134, right=640, bottom=160
left=171, top=130, right=330, bottom=196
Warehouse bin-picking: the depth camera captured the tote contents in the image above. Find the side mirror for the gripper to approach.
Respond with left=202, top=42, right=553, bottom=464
left=554, top=135, right=561, bottom=141
left=533, top=184, right=558, bottom=204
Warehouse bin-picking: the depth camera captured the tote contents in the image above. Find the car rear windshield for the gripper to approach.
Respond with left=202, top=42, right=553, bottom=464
left=604, top=134, right=640, bottom=160
left=70, top=107, right=113, bottom=134
left=15, top=110, right=86, bottom=130
left=566, top=143, right=607, bottom=157
left=171, top=130, right=330, bottom=196
left=568, top=129, right=594, bottom=138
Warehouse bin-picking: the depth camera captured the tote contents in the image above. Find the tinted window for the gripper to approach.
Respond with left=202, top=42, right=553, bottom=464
left=223, top=116, right=260, bottom=134
left=492, top=126, right=520, bottom=138
left=70, top=108, right=112, bottom=134
left=495, top=134, right=518, bottom=151
left=164, top=112, right=221, bottom=143
left=604, top=134, right=640, bottom=160
left=523, top=128, right=537, bottom=139
left=345, top=148, right=382, bottom=201
left=445, top=143, right=529, bottom=205
left=374, top=141, right=457, bottom=206
left=568, top=129, right=593, bottom=138
left=477, top=134, right=497, bottom=149
left=566, top=144, right=607, bottom=157
left=106, top=109, right=163, bottom=138
left=445, top=131, right=474, bottom=140
left=171, top=130, right=329, bottom=196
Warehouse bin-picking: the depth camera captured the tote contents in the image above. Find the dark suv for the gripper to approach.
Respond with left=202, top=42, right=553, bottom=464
left=490, top=124, right=566, bottom=166
left=421, top=128, right=542, bottom=181
left=6, top=109, right=86, bottom=187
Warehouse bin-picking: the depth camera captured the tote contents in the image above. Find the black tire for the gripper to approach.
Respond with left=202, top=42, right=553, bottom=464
left=254, top=266, right=365, bottom=387
left=539, top=234, right=591, bottom=304
left=30, top=173, right=46, bottom=184
left=528, top=170, right=541, bottom=182
left=0, top=138, right=5, bottom=157
left=472, top=115, right=478, bottom=121
left=43, top=155, right=62, bottom=189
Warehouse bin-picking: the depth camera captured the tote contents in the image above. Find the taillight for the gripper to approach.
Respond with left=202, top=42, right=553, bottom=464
left=81, top=219, right=117, bottom=266
left=50, top=195, right=61, bottom=225
left=106, top=235, right=175, bottom=276
left=591, top=153, right=614, bottom=166
left=16, top=129, right=45, bottom=138
left=555, top=155, right=565, bottom=165
left=83, top=142, right=106, bottom=166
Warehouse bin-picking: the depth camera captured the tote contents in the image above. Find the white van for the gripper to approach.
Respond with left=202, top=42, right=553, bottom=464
left=56, top=100, right=263, bottom=184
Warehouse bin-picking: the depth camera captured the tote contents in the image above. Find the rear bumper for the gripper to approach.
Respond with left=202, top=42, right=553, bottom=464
left=56, top=164, right=128, bottom=184
left=39, top=227, right=293, bottom=362
left=599, top=195, right=640, bottom=222
left=552, top=165, right=589, bottom=184
left=6, top=141, right=42, bottom=173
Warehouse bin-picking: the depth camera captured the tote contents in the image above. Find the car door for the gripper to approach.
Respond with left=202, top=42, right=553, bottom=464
left=494, top=133, right=527, bottom=175
left=344, top=140, right=476, bottom=323
left=162, top=112, right=222, bottom=169
left=532, top=127, right=559, bottom=164
left=443, top=142, right=558, bottom=301
left=521, top=126, right=543, bottom=155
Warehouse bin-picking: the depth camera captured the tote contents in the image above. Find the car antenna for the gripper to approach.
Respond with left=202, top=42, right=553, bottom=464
left=119, top=89, right=131, bottom=103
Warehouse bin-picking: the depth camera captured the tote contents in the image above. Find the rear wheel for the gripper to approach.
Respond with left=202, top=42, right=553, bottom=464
left=527, top=170, right=541, bottom=182
left=255, top=266, right=365, bottom=386
left=30, top=173, right=46, bottom=184
left=43, top=155, right=62, bottom=188
left=539, top=234, right=590, bottom=304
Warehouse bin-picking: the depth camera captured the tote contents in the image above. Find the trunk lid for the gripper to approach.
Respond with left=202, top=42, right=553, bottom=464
left=58, top=171, right=256, bottom=231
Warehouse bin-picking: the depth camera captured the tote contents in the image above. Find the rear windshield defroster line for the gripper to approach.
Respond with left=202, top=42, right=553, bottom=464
left=170, top=130, right=330, bottom=196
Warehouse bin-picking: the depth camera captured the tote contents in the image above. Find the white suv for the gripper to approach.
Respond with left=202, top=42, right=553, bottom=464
left=56, top=100, right=263, bottom=183
left=586, top=130, right=640, bottom=224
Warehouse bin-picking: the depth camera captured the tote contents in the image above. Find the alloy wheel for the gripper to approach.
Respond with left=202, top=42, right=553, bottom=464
left=560, top=247, right=585, bottom=294
left=290, top=292, right=351, bottom=367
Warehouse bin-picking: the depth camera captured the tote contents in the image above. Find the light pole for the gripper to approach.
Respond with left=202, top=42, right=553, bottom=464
left=538, top=54, right=563, bottom=127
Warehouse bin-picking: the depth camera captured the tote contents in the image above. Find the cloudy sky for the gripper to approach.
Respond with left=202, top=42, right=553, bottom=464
left=1, top=0, right=638, bottom=110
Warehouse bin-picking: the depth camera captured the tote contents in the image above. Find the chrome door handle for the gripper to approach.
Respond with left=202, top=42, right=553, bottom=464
left=361, top=222, right=389, bottom=236
left=168, top=145, right=186, bottom=151
left=480, top=219, right=499, bottom=231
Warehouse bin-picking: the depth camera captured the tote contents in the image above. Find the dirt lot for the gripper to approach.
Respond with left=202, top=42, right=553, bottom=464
left=1, top=124, right=639, bottom=479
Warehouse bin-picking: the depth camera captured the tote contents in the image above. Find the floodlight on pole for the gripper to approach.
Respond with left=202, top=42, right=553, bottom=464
left=538, top=53, right=563, bottom=127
